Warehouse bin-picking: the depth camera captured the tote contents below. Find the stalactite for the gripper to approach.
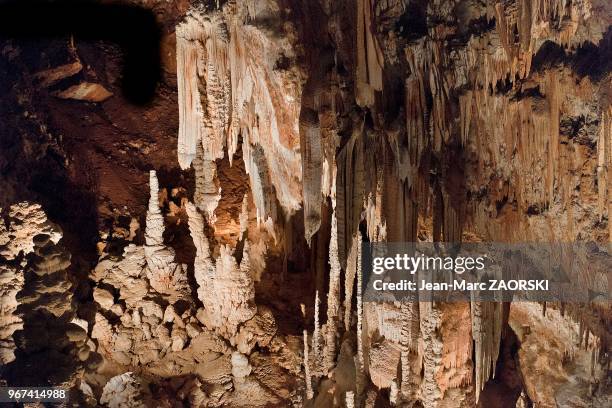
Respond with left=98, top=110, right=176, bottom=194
left=239, top=193, right=249, bottom=240
left=177, top=4, right=304, bottom=225
left=300, top=88, right=323, bottom=244
left=175, top=15, right=202, bottom=169
left=193, top=143, right=222, bottom=220
left=337, top=129, right=365, bottom=266
left=355, top=0, right=384, bottom=107
left=471, top=301, right=504, bottom=402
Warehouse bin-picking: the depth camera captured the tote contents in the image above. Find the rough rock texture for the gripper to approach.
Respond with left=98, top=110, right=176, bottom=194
left=187, top=201, right=257, bottom=340
left=100, top=372, right=153, bottom=408
left=6, top=230, right=89, bottom=387
left=0, top=203, right=61, bottom=365
left=176, top=2, right=305, bottom=224
left=0, top=0, right=610, bottom=406
left=55, top=82, right=113, bottom=102
left=510, top=302, right=610, bottom=407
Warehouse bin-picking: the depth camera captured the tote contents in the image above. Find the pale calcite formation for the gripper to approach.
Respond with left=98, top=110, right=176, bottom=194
left=0, top=264, right=22, bottom=364
left=10, top=232, right=89, bottom=386
left=55, top=82, right=113, bottom=102
left=100, top=372, right=153, bottom=408
left=471, top=301, right=504, bottom=401
left=295, top=0, right=610, bottom=406
left=1, top=0, right=607, bottom=404
left=144, top=170, right=190, bottom=300
left=176, top=3, right=305, bottom=223
left=510, top=302, right=610, bottom=407
left=0, top=202, right=62, bottom=365
left=0, top=202, right=62, bottom=259
left=186, top=202, right=257, bottom=340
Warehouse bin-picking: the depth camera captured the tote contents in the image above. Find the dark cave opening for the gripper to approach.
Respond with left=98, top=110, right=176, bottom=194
left=479, top=324, right=529, bottom=408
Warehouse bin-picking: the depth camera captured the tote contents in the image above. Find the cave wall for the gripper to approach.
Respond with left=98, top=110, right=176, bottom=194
left=0, top=0, right=610, bottom=407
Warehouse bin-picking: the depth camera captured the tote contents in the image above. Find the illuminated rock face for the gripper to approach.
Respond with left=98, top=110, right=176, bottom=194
left=0, top=0, right=609, bottom=405
left=176, top=3, right=305, bottom=224
left=172, top=0, right=606, bottom=406
left=0, top=203, right=62, bottom=365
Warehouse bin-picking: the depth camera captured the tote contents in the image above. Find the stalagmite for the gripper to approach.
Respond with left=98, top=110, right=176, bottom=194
left=187, top=202, right=256, bottom=339
left=346, top=391, right=355, bottom=408
left=9, top=233, right=88, bottom=385
left=0, top=264, right=22, bottom=364
left=323, top=206, right=342, bottom=373
left=312, top=290, right=321, bottom=371
left=144, top=171, right=189, bottom=299
left=344, top=233, right=360, bottom=330
left=399, top=301, right=420, bottom=402
left=0, top=203, right=62, bottom=365
left=356, top=231, right=364, bottom=374
left=302, top=304, right=313, bottom=400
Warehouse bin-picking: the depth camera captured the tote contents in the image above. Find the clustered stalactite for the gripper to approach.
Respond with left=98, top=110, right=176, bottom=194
left=289, top=0, right=610, bottom=406
left=176, top=2, right=304, bottom=229
left=0, top=0, right=609, bottom=406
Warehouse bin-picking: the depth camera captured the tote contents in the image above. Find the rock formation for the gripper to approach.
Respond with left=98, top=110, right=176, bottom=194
left=8, top=231, right=88, bottom=386
left=0, top=203, right=62, bottom=365
left=0, top=0, right=609, bottom=406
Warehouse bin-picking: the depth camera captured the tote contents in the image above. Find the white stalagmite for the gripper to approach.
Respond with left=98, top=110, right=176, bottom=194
left=302, top=304, right=313, bottom=400
left=144, top=171, right=189, bottom=299
left=323, top=206, right=342, bottom=372
left=187, top=202, right=257, bottom=339
left=399, top=300, right=420, bottom=402
left=346, top=391, right=355, bottom=408
left=356, top=232, right=364, bottom=373
left=312, top=290, right=321, bottom=371
left=145, top=170, right=164, bottom=246
left=344, top=233, right=361, bottom=331
left=389, top=380, right=398, bottom=406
